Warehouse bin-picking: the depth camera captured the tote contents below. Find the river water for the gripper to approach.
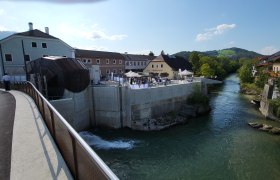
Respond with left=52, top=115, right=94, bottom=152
left=81, top=74, right=280, bottom=179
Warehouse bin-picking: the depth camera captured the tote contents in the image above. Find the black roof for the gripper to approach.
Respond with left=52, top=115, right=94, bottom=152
left=75, top=49, right=125, bottom=59
left=122, top=53, right=156, bottom=61
left=15, top=29, right=58, bottom=39
left=162, top=55, right=192, bottom=71
left=266, top=51, right=280, bottom=62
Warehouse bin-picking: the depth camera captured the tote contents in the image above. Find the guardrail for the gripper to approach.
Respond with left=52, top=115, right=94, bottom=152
left=0, top=81, right=119, bottom=180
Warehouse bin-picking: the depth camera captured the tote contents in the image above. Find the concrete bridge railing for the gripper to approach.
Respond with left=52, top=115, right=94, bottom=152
left=0, top=81, right=118, bottom=180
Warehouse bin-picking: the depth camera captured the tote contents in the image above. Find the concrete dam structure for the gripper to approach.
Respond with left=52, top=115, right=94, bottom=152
left=51, top=82, right=202, bottom=131
left=92, top=83, right=200, bottom=130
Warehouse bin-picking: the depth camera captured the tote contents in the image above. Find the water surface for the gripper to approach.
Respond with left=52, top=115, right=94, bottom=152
left=82, top=74, right=280, bottom=179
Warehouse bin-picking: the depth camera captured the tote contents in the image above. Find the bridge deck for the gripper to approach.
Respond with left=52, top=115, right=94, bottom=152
left=0, top=89, right=73, bottom=180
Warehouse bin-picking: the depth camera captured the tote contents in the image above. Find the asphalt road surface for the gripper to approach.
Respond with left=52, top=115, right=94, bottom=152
left=0, top=91, right=16, bottom=180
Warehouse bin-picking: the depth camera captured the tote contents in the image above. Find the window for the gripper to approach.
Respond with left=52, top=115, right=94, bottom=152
left=129, top=62, right=132, bottom=66
left=63, top=56, right=67, bottom=57
left=106, top=59, right=110, bottom=64
left=161, top=64, right=163, bottom=68
left=87, top=59, right=92, bottom=63
left=119, top=60, right=122, bottom=64
left=138, top=62, right=140, bottom=66
left=113, top=69, right=117, bottom=73
left=106, top=69, right=110, bottom=74
left=42, top=43, right=47, bottom=48
left=24, top=55, right=30, bottom=61
left=119, top=69, right=122, bottom=73
left=152, top=64, right=154, bottom=68
left=96, top=59, right=100, bottom=64
left=83, top=59, right=87, bottom=63
left=113, top=59, right=116, bottom=64
left=126, top=62, right=129, bottom=66
left=43, top=55, right=48, bottom=57
left=5, top=54, right=12, bottom=61
left=134, top=62, right=136, bottom=66
left=32, top=42, right=37, bottom=48
left=141, top=62, right=143, bottom=66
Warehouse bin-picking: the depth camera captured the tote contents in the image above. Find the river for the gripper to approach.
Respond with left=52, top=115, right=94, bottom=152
left=81, top=74, right=280, bottom=179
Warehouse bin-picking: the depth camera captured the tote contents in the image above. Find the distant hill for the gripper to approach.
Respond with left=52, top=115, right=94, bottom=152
left=175, top=47, right=262, bottom=60
left=0, top=31, right=15, bottom=40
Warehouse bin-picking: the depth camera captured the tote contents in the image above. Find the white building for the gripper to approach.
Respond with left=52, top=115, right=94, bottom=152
left=0, top=22, right=75, bottom=78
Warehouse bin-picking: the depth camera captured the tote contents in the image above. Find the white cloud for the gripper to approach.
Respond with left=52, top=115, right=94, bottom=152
left=0, top=9, right=5, bottom=16
left=57, top=23, right=127, bottom=41
left=259, top=46, right=278, bottom=55
left=91, top=30, right=127, bottom=41
left=229, top=41, right=235, bottom=45
left=0, top=25, right=7, bottom=31
left=196, top=23, right=236, bottom=42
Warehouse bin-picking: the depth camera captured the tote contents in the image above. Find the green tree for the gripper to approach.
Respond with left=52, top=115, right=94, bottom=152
left=149, top=51, right=154, bottom=56
left=238, top=63, right=254, bottom=83
left=189, top=51, right=200, bottom=74
left=200, top=63, right=215, bottom=77
left=255, top=72, right=268, bottom=88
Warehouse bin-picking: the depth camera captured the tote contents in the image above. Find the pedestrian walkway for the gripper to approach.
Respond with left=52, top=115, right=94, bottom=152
left=0, top=89, right=73, bottom=180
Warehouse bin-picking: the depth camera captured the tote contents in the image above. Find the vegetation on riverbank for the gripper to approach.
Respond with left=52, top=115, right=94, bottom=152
left=189, top=52, right=239, bottom=79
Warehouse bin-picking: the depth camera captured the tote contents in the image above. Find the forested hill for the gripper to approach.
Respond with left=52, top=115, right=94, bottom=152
left=175, top=47, right=262, bottom=60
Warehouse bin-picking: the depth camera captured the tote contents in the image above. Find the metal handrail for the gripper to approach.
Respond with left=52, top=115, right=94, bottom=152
left=1, top=81, right=118, bottom=180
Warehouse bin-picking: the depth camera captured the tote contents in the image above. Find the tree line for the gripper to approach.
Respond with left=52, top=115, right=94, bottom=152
left=189, top=52, right=239, bottom=79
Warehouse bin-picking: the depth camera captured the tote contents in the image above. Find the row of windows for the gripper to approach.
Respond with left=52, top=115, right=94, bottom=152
left=103, top=69, right=123, bottom=74
left=4, top=54, right=66, bottom=62
left=5, top=54, right=30, bottom=62
left=152, top=64, right=163, bottom=68
left=32, top=42, right=47, bottom=49
left=125, top=61, right=147, bottom=66
left=77, top=58, right=123, bottom=65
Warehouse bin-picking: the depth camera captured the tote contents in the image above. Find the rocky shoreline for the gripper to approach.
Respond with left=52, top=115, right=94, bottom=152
left=248, top=122, right=280, bottom=135
left=142, top=104, right=211, bottom=131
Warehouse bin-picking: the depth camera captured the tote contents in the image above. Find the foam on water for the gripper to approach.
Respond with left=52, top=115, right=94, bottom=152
left=79, top=131, right=135, bottom=150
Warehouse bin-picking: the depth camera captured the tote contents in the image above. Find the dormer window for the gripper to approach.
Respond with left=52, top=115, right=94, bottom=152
left=32, top=42, right=37, bottom=48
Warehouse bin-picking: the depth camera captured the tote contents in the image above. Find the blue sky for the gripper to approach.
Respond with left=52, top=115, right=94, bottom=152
left=0, top=0, right=279, bottom=55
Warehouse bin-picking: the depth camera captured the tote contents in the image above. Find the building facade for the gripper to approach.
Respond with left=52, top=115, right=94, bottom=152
left=0, top=22, right=74, bottom=77
left=122, top=53, right=155, bottom=72
left=144, top=55, right=192, bottom=79
left=75, top=49, right=125, bottom=78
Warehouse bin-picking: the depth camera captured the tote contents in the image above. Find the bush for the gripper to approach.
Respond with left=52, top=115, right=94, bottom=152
left=240, top=83, right=262, bottom=95
left=270, top=98, right=280, bottom=118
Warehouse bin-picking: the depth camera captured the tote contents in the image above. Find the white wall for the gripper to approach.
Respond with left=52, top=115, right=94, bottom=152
left=0, top=36, right=74, bottom=75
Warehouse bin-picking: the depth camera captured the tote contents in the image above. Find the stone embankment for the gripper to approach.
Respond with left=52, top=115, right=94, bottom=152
left=248, top=122, right=280, bottom=135
left=141, top=104, right=211, bottom=131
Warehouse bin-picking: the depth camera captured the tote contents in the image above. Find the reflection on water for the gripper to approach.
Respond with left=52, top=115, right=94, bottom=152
left=85, top=74, right=280, bottom=180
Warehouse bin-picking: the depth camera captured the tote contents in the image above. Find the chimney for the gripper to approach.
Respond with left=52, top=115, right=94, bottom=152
left=45, top=27, right=49, bottom=34
left=28, top=22, right=33, bottom=31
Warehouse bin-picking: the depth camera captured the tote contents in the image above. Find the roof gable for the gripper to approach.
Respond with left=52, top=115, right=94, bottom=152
left=122, top=54, right=156, bottom=61
left=161, top=55, right=192, bottom=71
left=15, top=29, right=58, bottom=39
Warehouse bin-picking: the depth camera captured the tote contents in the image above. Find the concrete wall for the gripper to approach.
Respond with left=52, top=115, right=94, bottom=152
left=92, top=86, right=123, bottom=128
left=50, top=88, right=91, bottom=132
left=92, top=82, right=200, bottom=130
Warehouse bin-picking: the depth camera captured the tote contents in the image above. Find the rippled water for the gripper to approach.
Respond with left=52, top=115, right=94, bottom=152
left=86, top=74, right=280, bottom=179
